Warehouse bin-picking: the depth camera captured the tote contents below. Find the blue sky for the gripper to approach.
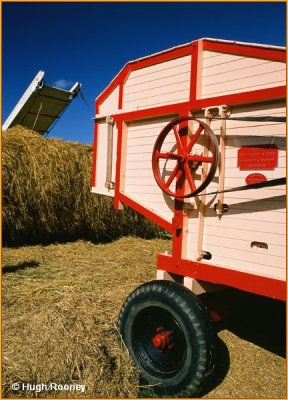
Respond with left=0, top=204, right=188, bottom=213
left=2, top=1, right=286, bottom=144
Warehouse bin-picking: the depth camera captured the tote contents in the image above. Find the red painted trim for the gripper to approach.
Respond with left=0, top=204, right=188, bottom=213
left=119, top=192, right=173, bottom=233
left=203, top=39, right=286, bottom=62
left=114, top=121, right=124, bottom=210
left=190, top=42, right=198, bottom=102
left=171, top=113, right=191, bottom=261
left=113, top=102, right=190, bottom=123
left=97, top=69, right=126, bottom=106
left=97, top=39, right=285, bottom=110
left=172, top=201, right=184, bottom=260
left=131, top=45, right=193, bottom=72
left=112, top=86, right=285, bottom=124
left=157, top=254, right=286, bottom=301
left=194, top=86, right=286, bottom=110
left=97, top=39, right=285, bottom=108
left=118, top=81, right=124, bottom=109
left=97, top=44, right=194, bottom=108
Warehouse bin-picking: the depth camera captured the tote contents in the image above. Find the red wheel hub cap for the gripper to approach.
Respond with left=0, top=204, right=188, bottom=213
left=152, top=328, right=174, bottom=352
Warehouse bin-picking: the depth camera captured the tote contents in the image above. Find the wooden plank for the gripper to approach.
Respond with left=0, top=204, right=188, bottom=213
left=203, top=58, right=284, bottom=78
left=123, top=89, right=190, bottom=109
left=95, top=124, right=109, bottom=192
left=99, top=85, right=119, bottom=115
left=202, top=77, right=285, bottom=98
left=124, top=65, right=190, bottom=92
left=122, top=191, right=174, bottom=220
left=126, top=55, right=191, bottom=80
left=203, top=214, right=285, bottom=235
left=124, top=80, right=190, bottom=101
left=203, top=50, right=285, bottom=67
left=125, top=183, right=175, bottom=195
left=201, top=51, right=285, bottom=98
left=187, top=223, right=285, bottom=246
left=203, top=51, right=244, bottom=63
left=202, top=235, right=286, bottom=257
left=122, top=191, right=168, bottom=204
left=185, top=241, right=285, bottom=280
left=123, top=57, right=191, bottom=110
left=199, top=243, right=285, bottom=271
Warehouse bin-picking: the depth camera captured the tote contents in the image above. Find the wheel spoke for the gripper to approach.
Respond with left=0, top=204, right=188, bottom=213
left=156, top=151, right=182, bottom=160
left=186, top=125, right=204, bottom=153
left=165, top=164, right=180, bottom=189
left=184, top=162, right=196, bottom=192
left=187, top=154, right=214, bottom=163
left=172, top=126, right=184, bottom=153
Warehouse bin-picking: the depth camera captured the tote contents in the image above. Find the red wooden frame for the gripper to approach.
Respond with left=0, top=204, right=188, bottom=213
left=157, top=254, right=286, bottom=301
left=202, top=40, right=286, bottom=62
left=92, top=38, right=286, bottom=301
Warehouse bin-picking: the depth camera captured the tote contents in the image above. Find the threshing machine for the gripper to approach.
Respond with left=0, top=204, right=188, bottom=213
left=91, top=38, right=286, bottom=397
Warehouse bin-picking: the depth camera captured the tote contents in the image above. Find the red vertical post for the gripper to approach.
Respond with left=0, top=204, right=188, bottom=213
left=172, top=113, right=190, bottom=262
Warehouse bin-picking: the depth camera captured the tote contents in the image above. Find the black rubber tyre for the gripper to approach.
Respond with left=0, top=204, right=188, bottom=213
left=118, top=280, right=215, bottom=397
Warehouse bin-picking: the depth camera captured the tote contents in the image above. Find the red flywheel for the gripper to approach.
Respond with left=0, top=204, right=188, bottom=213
left=152, top=117, right=219, bottom=198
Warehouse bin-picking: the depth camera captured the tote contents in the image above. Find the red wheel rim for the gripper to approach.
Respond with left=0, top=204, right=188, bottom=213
left=152, top=117, right=219, bottom=198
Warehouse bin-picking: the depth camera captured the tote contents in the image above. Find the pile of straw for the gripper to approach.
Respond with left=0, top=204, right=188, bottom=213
left=2, top=126, right=162, bottom=246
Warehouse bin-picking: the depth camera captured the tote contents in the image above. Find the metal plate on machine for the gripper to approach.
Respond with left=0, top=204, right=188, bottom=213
left=237, top=146, right=278, bottom=170
left=245, top=173, right=267, bottom=185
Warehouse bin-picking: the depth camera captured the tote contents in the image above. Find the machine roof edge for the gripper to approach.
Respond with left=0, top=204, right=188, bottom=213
left=128, top=38, right=285, bottom=65
left=96, top=38, right=285, bottom=103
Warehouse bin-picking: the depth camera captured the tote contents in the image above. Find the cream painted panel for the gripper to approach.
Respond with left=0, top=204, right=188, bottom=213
left=125, top=184, right=168, bottom=195
left=99, top=85, right=119, bottom=115
left=203, top=56, right=284, bottom=75
left=123, top=56, right=191, bottom=110
left=204, top=63, right=285, bottom=86
left=203, top=51, right=244, bottom=63
left=124, top=90, right=190, bottom=110
left=200, top=51, right=285, bottom=98
left=93, top=123, right=116, bottom=197
left=125, top=80, right=189, bottom=100
left=202, top=77, right=284, bottom=97
left=203, top=242, right=285, bottom=268
left=125, top=68, right=190, bottom=92
left=202, top=248, right=285, bottom=280
left=187, top=220, right=285, bottom=246
left=203, top=58, right=282, bottom=77
left=124, top=116, right=177, bottom=222
left=186, top=102, right=286, bottom=280
left=127, top=55, right=191, bottom=79
left=203, top=233, right=285, bottom=257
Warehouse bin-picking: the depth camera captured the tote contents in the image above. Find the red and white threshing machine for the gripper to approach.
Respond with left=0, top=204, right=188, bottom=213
left=91, top=38, right=286, bottom=396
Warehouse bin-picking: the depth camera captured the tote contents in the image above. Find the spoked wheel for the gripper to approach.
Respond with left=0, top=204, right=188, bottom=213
left=152, top=117, right=219, bottom=198
left=118, top=280, right=215, bottom=397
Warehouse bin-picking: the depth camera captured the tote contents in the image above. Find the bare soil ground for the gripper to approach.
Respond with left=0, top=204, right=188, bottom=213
left=2, top=237, right=286, bottom=398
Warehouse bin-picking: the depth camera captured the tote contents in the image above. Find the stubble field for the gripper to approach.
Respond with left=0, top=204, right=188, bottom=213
left=3, top=237, right=286, bottom=398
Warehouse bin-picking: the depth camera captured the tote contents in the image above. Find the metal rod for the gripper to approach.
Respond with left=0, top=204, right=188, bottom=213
left=105, top=117, right=114, bottom=189
left=216, top=107, right=227, bottom=216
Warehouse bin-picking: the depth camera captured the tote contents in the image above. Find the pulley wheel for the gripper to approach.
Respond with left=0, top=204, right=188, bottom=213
left=152, top=117, right=219, bottom=198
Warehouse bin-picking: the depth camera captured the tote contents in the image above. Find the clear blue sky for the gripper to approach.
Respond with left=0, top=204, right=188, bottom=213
left=2, top=2, right=286, bottom=144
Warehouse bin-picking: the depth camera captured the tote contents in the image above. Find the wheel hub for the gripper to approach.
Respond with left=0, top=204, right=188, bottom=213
left=152, top=327, right=174, bottom=352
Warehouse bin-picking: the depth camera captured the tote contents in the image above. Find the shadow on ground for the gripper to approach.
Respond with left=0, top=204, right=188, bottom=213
left=2, top=260, right=40, bottom=274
